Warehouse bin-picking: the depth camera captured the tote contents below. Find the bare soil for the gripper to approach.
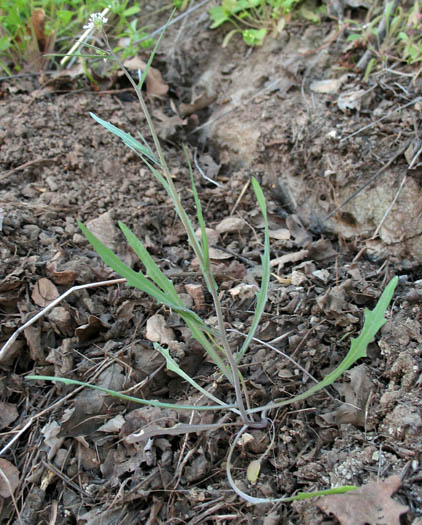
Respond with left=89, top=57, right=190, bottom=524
left=0, top=2, right=421, bottom=523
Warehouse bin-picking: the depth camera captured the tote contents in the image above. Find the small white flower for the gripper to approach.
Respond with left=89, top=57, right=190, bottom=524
left=83, top=12, right=108, bottom=30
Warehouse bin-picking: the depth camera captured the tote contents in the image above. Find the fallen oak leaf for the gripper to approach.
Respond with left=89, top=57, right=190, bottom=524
left=317, top=475, right=409, bottom=525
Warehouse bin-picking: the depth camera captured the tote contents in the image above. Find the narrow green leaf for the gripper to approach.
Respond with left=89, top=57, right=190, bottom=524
left=78, top=221, right=169, bottom=300
left=118, top=222, right=180, bottom=302
left=179, top=314, right=233, bottom=382
left=184, top=145, right=210, bottom=271
left=79, top=221, right=232, bottom=380
left=26, top=376, right=232, bottom=411
left=90, top=113, right=160, bottom=166
left=281, top=485, right=357, bottom=502
left=136, top=11, right=171, bottom=91
left=78, top=221, right=211, bottom=327
left=248, top=276, right=398, bottom=413
left=237, top=178, right=270, bottom=360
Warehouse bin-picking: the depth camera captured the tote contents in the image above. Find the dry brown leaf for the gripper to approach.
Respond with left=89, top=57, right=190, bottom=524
left=25, top=9, right=55, bottom=72
left=320, top=365, right=373, bottom=427
left=45, top=260, right=77, bottom=285
left=47, top=306, right=73, bottom=336
left=208, top=247, right=232, bottom=260
left=269, top=228, right=290, bottom=240
left=59, top=365, right=125, bottom=438
left=98, top=414, right=125, bottom=433
left=308, top=238, right=338, bottom=261
left=0, top=459, right=19, bottom=498
left=46, top=338, right=73, bottom=377
left=335, top=364, right=372, bottom=426
left=146, top=313, right=175, bottom=345
left=116, top=300, right=135, bottom=320
left=0, top=402, right=18, bottom=430
left=317, top=475, right=409, bottom=525
left=24, top=324, right=45, bottom=362
left=122, top=56, right=168, bottom=97
left=195, top=226, right=219, bottom=245
left=75, top=315, right=108, bottom=343
left=179, top=92, right=217, bottom=117
left=228, top=283, right=258, bottom=299
left=216, top=217, right=246, bottom=233
left=85, top=211, right=118, bottom=250
left=184, top=283, right=205, bottom=310
left=132, top=341, right=164, bottom=377
left=122, top=406, right=178, bottom=444
left=30, top=9, right=48, bottom=49
left=153, top=111, right=186, bottom=140
left=185, top=452, right=209, bottom=482
left=41, top=421, right=64, bottom=460
left=286, top=214, right=312, bottom=247
left=31, top=277, right=59, bottom=307
left=196, top=153, right=221, bottom=182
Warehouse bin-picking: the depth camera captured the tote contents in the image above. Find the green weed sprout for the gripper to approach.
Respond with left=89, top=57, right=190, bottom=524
left=347, top=1, right=422, bottom=77
left=0, top=0, right=153, bottom=75
left=209, top=0, right=322, bottom=47
left=26, top=13, right=399, bottom=504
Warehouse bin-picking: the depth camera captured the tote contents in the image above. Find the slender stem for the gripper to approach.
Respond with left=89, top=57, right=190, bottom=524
left=99, top=31, right=255, bottom=426
left=206, top=277, right=254, bottom=424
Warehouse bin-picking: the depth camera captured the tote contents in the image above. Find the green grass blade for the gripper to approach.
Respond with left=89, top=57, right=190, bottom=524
left=248, top=276, right=398, bottom=413
left=79, top=221, right=170, bottom=301
left=184, top=146, right=210, bottom=270
left=280, top=485, right=357, bottom=502
left=142, top=158, right=206, bottom=270
left=26, top=376, right=232, bottom=411
left=89, top=112, right=160, bottom=166
left=154, top=343, right=229, bottom=407
left=237, top=178, right=270, bottom=360
left=179, top=314, right=233, bottom=382
left=118, top=221, right=180, bottom=302
left=79, top=220, right=232, bottom=379
left=183, top=145, right=220, bottom=297
left=136, top=10, right=173, bottom=91
left=78, top=221, right=208, bottom=326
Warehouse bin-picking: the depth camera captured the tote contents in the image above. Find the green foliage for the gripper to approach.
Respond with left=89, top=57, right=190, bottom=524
left=0, top=0, right=152, bottom=74
left=172, top=0, right=190, bottom=9
left=209, top=0, right=321, bottom=47
left=247, top=275, right=398, bottom=414
left=347, top=1, right=422, bottom=72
